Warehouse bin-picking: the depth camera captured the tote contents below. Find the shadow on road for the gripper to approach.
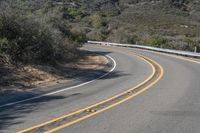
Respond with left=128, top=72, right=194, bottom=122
left=0, top=92, right=83, bottom=131
left=0, top=50, right=130, bottom=131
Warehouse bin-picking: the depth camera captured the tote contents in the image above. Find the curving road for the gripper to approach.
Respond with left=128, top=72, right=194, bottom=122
left=0, top=44, right=200, bottom=133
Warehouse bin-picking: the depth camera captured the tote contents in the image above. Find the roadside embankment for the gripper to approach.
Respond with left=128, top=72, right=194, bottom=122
left=0, top=51, right=108, bottom=92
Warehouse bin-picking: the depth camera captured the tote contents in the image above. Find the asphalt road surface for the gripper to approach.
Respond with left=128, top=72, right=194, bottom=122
left=0, top=44, right=200, bottom=133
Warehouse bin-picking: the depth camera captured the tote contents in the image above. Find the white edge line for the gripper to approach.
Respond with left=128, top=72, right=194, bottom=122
left=0, top=55, right=117, bottom=108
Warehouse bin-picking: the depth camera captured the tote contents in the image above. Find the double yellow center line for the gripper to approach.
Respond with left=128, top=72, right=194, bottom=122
left=17, top=49, right=164, bottom=133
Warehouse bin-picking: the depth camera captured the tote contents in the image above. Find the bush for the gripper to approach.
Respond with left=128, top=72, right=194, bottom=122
left=90, top=14, right=106, bottom=28
left=147, top=35, right=167, bottom=47
left=0, top=1, right=84, bottom=65
left=0, top=37, right=8, bottom=54
left=0, top=14, right=54, bottom=64
left=108, top=27, right=139, bottom=44
left=71, top=32, right=87, bottom=44
left=184, top=38, right=200, bottom=52
left=67, top=8, right=81, bottom=18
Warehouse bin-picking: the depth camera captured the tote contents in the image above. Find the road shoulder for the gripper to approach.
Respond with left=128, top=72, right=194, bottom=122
left=0, top=50, right=113, bottom=107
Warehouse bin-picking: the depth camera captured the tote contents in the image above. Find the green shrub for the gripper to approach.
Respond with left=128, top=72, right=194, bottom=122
left=184, top=38, right=200, bottom=52
left=0, top=37, right=8, bottom=54
left=147, top=35, right=167, bottom=47
left=0, top=1, right=82, bottom=65
left=67, top=8, right=81, bottom=18
left=71, top=32, right=87, bottom=44
left=0, top=14, right=55, bottom=64
left=90, top=14, right=106, bottom=28
left=87, top=30, right=106, bottom=41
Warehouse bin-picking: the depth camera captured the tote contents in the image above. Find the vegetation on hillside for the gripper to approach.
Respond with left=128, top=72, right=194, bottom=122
left=0, top=0, right=200, bottom=90
left=0, top=0, right=200, bottom=67
left=0, top=0, right=86, bottom=65
left=57, top=0, right=200, bottom=52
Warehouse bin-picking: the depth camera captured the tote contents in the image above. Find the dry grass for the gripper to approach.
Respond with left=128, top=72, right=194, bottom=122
left=66, top=55, right=108, bottom=70
left=0, top=54, right=108, bottom=91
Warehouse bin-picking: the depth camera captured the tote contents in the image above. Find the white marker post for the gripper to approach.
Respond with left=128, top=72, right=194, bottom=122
left=194, top=46, right=197, bottom=53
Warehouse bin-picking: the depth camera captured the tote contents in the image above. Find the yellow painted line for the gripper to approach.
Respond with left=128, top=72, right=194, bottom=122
left=16, top=49, right=161, bottom=133
left=44, top=56, right=164, bottom=133
left=16, top=53, right=155, bottom=133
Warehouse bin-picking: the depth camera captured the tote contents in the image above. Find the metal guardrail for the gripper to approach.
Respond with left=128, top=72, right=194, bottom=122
left=88, top=41, right=200, bottom=58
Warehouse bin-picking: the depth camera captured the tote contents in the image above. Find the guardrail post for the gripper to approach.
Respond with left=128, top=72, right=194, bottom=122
left=194, top=46, right=197, bottom=53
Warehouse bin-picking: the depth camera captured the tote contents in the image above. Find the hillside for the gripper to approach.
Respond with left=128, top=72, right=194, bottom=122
left=1, top=0, right=200, bottom=61
left=62, top=0, right=200, bottom=52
